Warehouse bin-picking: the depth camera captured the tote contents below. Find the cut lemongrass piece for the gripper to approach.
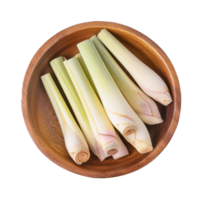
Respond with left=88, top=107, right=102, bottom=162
left=64, top=57, right=119, bottom=156
left=113, top=132, right=129, bottom=159
left=41, top=73, right=90, bottom=165
left=50, top=57, right=107, bottom=161
left=91, top=36, right=162, bottom=125
left=98, top=29, right=172, bottom=106
left=77, top=39, right=138, bottom=136
left=75, top=53, right=99, bottom=98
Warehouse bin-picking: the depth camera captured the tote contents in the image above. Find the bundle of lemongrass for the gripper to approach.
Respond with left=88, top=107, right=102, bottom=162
left=41, top=29, right=172, bottom=165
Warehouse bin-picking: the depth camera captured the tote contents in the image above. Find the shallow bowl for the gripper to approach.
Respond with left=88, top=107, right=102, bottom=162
left=22, top=22, right=181, bottom=178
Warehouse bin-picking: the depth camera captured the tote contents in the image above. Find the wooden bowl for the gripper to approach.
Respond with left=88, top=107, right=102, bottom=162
left=22, top=22, right=181, bottom=178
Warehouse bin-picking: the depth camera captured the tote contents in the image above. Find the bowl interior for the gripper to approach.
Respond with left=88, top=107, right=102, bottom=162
left=26, top=25, right=175, bottom=177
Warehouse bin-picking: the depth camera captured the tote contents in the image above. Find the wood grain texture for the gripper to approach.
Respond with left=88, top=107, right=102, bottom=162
left=21, top=21, right=181, bottom=178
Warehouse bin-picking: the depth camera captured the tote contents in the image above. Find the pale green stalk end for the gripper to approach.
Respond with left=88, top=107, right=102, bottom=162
left=75, top=53, right=99, bottom=98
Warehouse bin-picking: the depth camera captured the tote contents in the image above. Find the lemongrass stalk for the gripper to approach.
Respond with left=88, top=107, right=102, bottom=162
left=50, top=57, right=107, bottom=161
left=41, top=73, right=90, bottom=165
left=77, top=39, right=153, bottom=154
left=75, top=53, right=99, bottom=97
left=98, top=29, right=172, bottom=106
left=77, top=39, right=137, bottom=136
left=91, top=36, right=163, bottom=125
left=75, top=55, right=128, bottom=159
left=64, top=58, right=119, bottom=156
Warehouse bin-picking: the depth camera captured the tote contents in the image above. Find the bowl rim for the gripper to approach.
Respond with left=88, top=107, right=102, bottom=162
left=21, top=21, right=181, bottom=178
